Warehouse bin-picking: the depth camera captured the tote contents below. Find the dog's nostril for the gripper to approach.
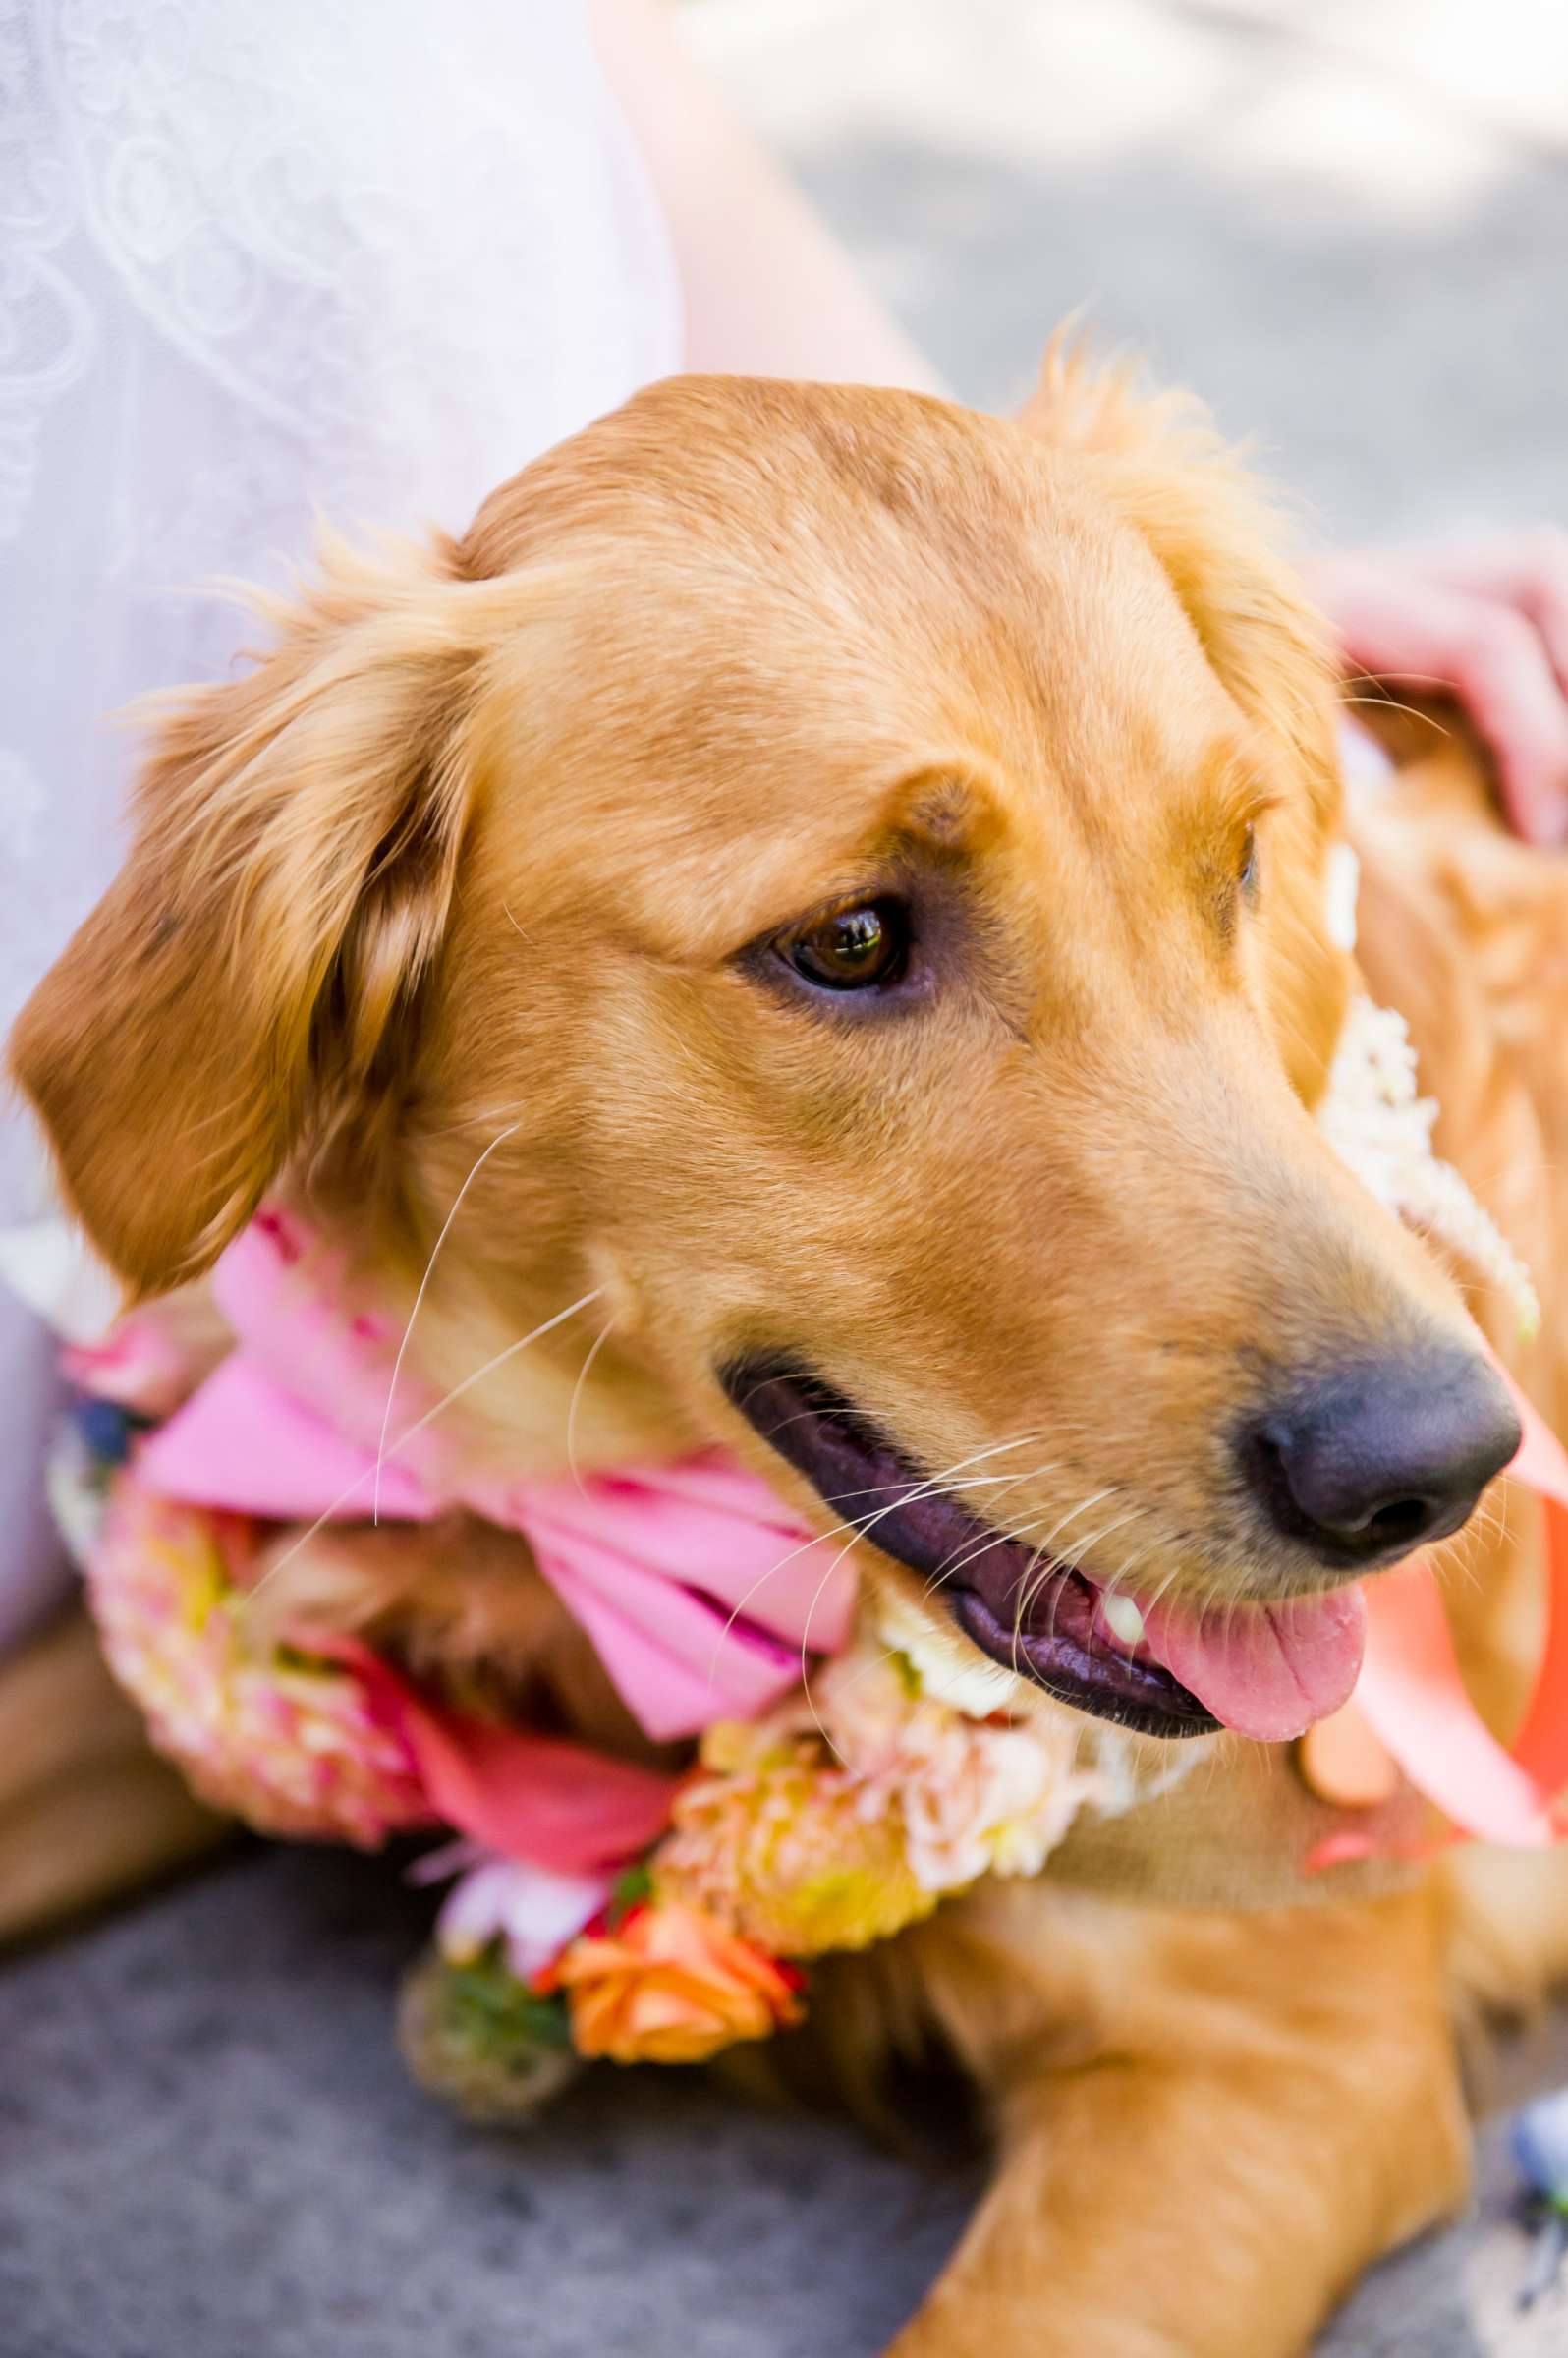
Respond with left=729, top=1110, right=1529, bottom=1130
left=1241, top=1346, right=1521, bottom=1566
left=1363, top=1496, right=1434, bottom=1548
left=1368, top=1499, right=1424, bottom=1537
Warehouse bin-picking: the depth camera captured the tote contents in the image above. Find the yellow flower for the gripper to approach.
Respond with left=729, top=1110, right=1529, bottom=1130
left=552, top=1900, right=802, bottom=2065
left=651, top=1645, right=1099, bottom=1956
left=656, top=1740, right=933, bottom=1955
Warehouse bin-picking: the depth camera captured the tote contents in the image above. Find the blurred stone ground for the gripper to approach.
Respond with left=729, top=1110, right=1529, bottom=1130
left=688, top=0, right=1568, bottom=538
left=5, top=1844, right=1567, bottom=2358
left=5, top=5, right=1566, bottom=2354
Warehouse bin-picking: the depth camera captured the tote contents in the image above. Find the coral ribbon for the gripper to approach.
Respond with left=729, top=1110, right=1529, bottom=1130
left=1312, top=1369, right=1568, bottom=1866
left=307, top=1631, right=678, bottom=1875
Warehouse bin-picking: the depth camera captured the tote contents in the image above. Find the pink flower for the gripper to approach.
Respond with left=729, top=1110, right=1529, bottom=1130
left=84, top=1476, right=430, bottom=1847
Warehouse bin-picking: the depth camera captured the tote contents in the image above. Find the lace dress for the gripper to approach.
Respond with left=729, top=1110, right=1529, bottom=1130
left=0, top=0, right=682, bottom=1644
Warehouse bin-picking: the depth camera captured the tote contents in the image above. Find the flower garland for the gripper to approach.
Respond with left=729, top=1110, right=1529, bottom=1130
left=74, top=1454, right=1130, bottom=2098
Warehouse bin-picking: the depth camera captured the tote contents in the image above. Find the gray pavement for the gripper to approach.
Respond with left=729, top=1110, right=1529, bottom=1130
left=1, top=1848, right=974, bottom=2358
left=3, top=1842, right=1564, bottom=2357
left=6, top=5, right=1567, bottom=2353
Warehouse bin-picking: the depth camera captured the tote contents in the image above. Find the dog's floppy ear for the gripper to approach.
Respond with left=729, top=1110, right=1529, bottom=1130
left=1020, top=331, right=1340, bottom=784
left=10, top=538, right=496, bottom=1298
left=1019, top=332, right=1349, bottom=1100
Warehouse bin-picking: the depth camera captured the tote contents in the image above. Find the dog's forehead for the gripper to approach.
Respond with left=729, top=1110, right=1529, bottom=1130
left=474, top=379, right=1254, bottom=934
left=484, top=373, right=1198, bottom=688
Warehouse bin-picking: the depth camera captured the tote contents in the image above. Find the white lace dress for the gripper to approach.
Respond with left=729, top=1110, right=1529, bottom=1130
left=0, top=0, right=682, bottom=1646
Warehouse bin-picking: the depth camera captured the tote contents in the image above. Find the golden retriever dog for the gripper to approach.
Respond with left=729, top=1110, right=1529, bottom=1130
left=8, top=354, right=1568, bottom=2355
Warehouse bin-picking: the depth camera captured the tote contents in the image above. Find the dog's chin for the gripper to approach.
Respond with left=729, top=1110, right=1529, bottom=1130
left=720, top=1360, right=1221, bottom=1742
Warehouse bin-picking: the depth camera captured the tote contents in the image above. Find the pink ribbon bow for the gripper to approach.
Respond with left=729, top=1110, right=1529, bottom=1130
left=137, top=1212, right=855, bottom=1747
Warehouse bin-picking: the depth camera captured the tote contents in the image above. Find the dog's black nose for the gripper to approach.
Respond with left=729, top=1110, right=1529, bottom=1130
left=1243, top=1348, right=1520, bottom=1565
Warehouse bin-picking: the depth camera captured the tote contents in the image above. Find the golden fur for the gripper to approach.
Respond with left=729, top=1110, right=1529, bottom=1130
left=9, top=355, right=1568, bottom=2354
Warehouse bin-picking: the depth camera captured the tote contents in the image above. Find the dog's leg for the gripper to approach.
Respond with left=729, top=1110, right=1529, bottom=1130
left=883, top=1881, right=1466, bottom=2358
left=0, top=1603, right=229, bottom=1944
left=1448, top=1841, right=1568, bottom=2014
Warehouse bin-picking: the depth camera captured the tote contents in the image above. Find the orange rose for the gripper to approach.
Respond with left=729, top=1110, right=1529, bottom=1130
left=552, top=1900, right=802, bottom=2064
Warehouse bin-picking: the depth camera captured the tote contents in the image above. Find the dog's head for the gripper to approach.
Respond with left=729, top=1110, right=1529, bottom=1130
left=12, top=367, right=1518, bottom=1744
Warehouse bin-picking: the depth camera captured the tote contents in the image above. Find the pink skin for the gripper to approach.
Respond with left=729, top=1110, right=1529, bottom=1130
left=1306, top=536, right=1568, bottom=849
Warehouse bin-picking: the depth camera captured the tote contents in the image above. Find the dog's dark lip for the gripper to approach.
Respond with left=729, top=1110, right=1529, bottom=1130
left=720, top=1360, right=1219, bottom=1740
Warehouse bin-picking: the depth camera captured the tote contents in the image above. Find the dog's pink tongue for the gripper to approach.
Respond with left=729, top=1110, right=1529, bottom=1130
left=1139, top=1583, right=1367, bottom=1742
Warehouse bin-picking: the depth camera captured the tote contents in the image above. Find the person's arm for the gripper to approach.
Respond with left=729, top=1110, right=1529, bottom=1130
left=589, top=0, right=946, bottom=394
left=591, top=0, right=1568, bottom=844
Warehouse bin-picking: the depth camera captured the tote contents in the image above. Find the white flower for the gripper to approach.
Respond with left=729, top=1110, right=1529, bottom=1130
left=1320, top=994, right=1539, bottom=1338
left=871, top=1583, right=1021, bottom=1718
left=436, top=1857, right=611, bottom=1983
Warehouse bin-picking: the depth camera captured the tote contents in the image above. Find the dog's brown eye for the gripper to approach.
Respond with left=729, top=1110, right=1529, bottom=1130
left=780, top=898, right=909, bottom=990
left=1238, top=825, right=1260, bottom=899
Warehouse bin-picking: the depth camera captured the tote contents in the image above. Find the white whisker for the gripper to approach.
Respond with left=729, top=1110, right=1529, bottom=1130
left=794, top=1438, right=1048, bottom=1762
left=703, top=1433, right=1045, bottom=1679
left=245, top=1285, right=602, bottom=1610
left=566, top=1318, right=617, bottom=1497
left=371, top=1121, right=520, bottom=1523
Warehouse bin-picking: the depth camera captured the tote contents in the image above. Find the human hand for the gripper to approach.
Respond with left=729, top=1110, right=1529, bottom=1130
left=1305, top=533, right=1568, bottom=846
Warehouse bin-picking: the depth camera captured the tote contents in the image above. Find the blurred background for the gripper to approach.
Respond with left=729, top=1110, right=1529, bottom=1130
left=689, top=0, right=1567, bottom=540
left=4, top=6, right=1566, bottom=2357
